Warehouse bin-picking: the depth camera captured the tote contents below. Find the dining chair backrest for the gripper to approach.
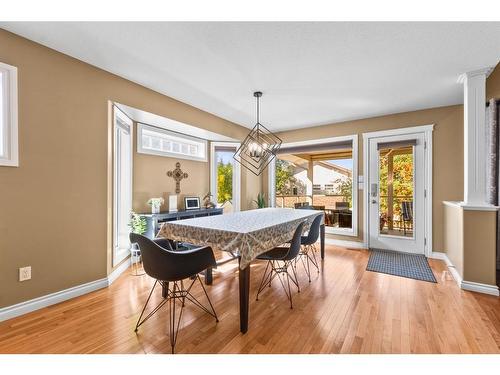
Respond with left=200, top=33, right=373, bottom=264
left=283, top=221, right=306, bottom=261
left=336, top=201, right=349, bottom=210
left=130, top=233, right=178, bottom=281
left=312, top=205, right=325, bottom=211
left=402, top=201, right=413, bottom=221
left=301, top=214, right=323, bottom=246
left=294, top=202, right=306, bottom=209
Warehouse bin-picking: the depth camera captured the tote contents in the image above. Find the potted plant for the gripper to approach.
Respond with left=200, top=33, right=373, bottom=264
left=129, top=211, right=147, bottom=235
left=147, top=197, right=164, bottom=214
left=253, top=193, right=266, bottom=209
left=129, top=212, right=147, bottom=276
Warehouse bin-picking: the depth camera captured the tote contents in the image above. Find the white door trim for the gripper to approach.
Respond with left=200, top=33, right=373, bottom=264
left=362, top=124, right=434, bottom=256
left=112, top=106, right=133, bottom=267
left=210, top=141, right=241, bottom=212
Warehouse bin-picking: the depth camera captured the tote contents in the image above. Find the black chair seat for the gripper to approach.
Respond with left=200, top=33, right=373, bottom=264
left=256, top=246, right=290, bottom=261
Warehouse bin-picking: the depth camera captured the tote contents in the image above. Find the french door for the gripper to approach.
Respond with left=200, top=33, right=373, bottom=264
left=368, top=132, right=426, bottom=254
left=113, top=106, right=133, bottom=266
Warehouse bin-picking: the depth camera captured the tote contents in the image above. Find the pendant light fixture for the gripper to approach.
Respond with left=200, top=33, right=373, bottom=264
left=233, top=91, right=282, bottom=176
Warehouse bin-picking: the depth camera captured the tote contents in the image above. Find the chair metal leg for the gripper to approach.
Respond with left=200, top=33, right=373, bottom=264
left=169, top=281, right=185, bottom=353
left=255, top=259, right=299, bottom=308
left=134, top=276, right=218, bottom=354
left=135, top=280, right=169, bottom=332
left=308, top=244, right=320, bottom=273
left=290, top=260, right=301, bottom=293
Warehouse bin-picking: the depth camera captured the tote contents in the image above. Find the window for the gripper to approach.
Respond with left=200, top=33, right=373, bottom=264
left=210, top=142, right=241, bottom=213
left=137, top=123, right=207, bottom=162
left=0, top=62, right=18, bottom=167
left=269, top=135, right=358, bottom=236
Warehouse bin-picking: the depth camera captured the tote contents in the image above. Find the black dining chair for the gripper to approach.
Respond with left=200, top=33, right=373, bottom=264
left=297, top=214, right=322, bottom=282
left=255, top=221, right=305, bottom=309
left=401, top=201, right=413, bottom=235
left=130, top=233, right=218, bottom=354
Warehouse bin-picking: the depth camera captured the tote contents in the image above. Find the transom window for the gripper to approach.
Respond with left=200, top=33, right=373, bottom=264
left=0, top=62, right=18, bottom=167
left=137, top=123, right=207, bottom=162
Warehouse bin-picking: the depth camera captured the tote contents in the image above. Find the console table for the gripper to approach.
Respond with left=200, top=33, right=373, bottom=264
left=138, top=207, right=224, bottom=240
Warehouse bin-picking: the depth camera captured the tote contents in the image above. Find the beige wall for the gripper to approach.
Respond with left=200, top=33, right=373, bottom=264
left=486, top=62, right=500, bottom=100
left=443, top=203, right=497, bottom=286
left=132, top=124, right=210, bottom=213
left=268, top=105, right=464, bottom=251
left=463, top=210, right=497, bottom=285
left=0, top=29, right=260, bottom=308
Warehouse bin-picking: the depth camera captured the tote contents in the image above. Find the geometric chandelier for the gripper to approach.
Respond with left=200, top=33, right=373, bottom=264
left=233, top=91, right=282, bottom=176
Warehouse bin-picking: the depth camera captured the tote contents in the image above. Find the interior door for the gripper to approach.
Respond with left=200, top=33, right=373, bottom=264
left=368, top=133, right=425, bottom=254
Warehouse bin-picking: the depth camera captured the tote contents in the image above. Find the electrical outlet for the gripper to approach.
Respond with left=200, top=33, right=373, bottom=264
left=19, top=266, right=31, bottom=282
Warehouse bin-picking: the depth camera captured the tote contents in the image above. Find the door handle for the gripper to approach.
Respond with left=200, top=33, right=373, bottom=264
left=371, top=199, right=377, bottom=204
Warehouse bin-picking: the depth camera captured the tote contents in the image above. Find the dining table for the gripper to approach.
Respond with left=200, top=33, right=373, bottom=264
left=157, top=207, right=325, bottom=333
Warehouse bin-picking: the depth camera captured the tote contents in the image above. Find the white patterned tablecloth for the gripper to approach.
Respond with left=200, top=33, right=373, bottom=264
left=157, top=208, right=323, bottom=269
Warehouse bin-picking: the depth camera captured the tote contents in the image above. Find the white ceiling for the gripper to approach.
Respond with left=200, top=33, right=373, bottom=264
left=2, top=22, right=500, bottom=131
left=116, top=102, right=237, bottom=142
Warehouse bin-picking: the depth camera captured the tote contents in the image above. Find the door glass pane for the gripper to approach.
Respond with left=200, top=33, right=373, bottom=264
left=379, top=145, right=414, bottom=238
left=215, top=148, right=234, bottom=213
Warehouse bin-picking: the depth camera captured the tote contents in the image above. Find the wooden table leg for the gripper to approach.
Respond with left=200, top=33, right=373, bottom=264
left=238, top=258, right=250, bottom=333
left=320, top=223, right=325, bottom=259
left=204, top=267, right=213, bottom=285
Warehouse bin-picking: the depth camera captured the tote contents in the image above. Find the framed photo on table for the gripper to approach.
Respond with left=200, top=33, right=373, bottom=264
left=184, top=196, right=201, bottom=210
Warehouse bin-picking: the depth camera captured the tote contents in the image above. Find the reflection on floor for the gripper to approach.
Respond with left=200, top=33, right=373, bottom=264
left=1, top=245, right=500, bottom=354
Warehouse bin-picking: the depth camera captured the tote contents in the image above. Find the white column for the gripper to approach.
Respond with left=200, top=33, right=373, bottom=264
left=458, top=67, right=493, bottom=207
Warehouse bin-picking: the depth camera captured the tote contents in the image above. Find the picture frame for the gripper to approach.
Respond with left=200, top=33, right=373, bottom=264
left=184, top=196, right=201, bottom=210
left=168, top=194, right=178, bottom=213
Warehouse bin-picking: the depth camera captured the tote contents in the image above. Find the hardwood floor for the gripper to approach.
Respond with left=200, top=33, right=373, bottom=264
left=1, top=245, right=500, bottom=354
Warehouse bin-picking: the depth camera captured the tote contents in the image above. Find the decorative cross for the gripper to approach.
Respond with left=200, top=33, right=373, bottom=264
left=167, top=162, right=188, bottom=194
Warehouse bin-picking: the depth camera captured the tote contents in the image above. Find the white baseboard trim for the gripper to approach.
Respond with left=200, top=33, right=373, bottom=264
left=0, top=278, right=108, bottom=322
left=0, top=258, right=132, bottom=322
left=108, top=258, right=131, bottom=285
left=324, top=237, right=368, bottom=249
left=461, top=281, right=500, bottom=296
left=430, top=251, right=463, bottom=286
left=430, top=252, right=499, bottom=296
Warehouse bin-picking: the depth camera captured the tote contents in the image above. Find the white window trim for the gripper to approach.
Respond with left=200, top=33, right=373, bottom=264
left=137, top=122, right=208, bottom=162
left=113, top=106, right=133, bottom=267
left=0, top=62, right=19, bottom=167
left=210, top=142, right=241, bottom=212
left=268, top=134, right=358, bottom=237
left=362, top=124, right=434, bottom=255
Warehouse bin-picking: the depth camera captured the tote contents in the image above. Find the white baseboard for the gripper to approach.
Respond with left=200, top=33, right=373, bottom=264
left=324, top=237, right=367, bottom=249
left=0, top=258, right=131, bottom=322
left=108, top=258, right=131, bottom=285
left=430, top=252, right=499, bottom=296
left=430, top=251, right=463, bottom=285
left=0, top=278, right=108, bottom=322
left=461, top=281, right=500, bottom=296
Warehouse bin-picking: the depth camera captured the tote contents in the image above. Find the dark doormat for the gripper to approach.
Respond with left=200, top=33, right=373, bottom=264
left=367, top=248, right=437, bottom=283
